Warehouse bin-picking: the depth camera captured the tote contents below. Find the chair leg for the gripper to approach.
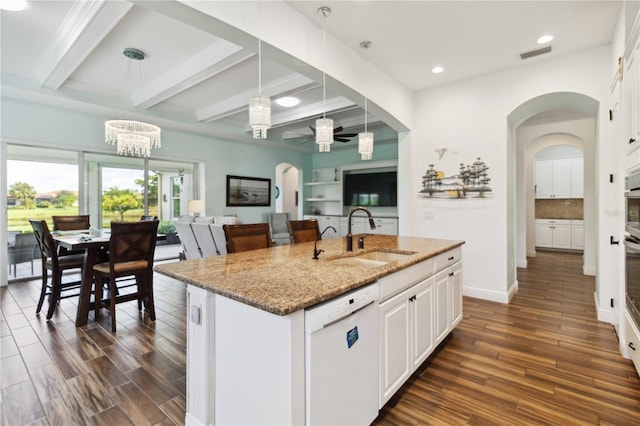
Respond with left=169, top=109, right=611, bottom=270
left=109, top=278, right=117, bottom=333
left=145, top=271, right=156, bottom=321
left=94, top=275, right=103, bottom=321
left=35, top=269, right=48, bottom=314
left=46, top=271, right=62, bottom=320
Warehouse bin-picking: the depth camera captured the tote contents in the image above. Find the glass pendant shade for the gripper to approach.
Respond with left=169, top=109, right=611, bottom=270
left=315, top=117, right=334, bottom=152
left=249, top=95, right=271, bottom=139
left=105, top=119, right=161, bottom=158
left=358, top=131, right=374, bottom=160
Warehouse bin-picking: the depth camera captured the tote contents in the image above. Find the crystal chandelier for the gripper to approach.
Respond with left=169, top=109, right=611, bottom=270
left=105, top=48, right=161, bottom=158
left=316, top=6, right=334, bottom=153
left=358, top=41, right=374, bottom=161
left=249, top=2, right=271, bottom=139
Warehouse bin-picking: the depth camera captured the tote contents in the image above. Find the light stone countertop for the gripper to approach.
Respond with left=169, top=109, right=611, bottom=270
left=154, top=235, right=464, bottom=316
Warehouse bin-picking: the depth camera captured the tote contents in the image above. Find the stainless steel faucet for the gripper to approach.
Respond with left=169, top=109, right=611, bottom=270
left=346, top=207, right=376, bottom=251
left=313, top=225, right=337, bottom=259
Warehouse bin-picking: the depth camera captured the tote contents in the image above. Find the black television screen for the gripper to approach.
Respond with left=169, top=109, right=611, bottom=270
left=344, top=171, right=397, bottom=206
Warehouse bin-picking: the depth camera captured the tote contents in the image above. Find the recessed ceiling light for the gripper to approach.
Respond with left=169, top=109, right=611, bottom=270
left=537, top=35, right=554, bottom=44
left=432, top=66, right=444, bottom=74
left=275, top=96, right=300, bottom=107
left=0, top=0, right=27, bottom=11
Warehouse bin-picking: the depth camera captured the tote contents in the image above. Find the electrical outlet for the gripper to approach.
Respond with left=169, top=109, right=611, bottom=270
left=423, top=209, right=434, bottom=219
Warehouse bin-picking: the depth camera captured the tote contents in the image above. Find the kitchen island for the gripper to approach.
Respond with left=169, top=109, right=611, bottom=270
left=155, top=234, right=464, bottom=425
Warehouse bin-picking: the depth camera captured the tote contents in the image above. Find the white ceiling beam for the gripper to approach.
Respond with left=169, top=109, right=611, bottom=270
left=38, top=0, right=133, bottom=90
left=269, top=97, right=356, bottom=129
left=197, top=73, right=315, bottom=122
left=132, top=40, right=253, bottom=110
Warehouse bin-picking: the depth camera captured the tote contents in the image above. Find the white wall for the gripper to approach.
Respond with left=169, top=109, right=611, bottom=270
left=411, top=46, right=611, bottom=303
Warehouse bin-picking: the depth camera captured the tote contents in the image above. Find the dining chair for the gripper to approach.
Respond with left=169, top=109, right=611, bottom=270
left=52, top=215, right=90, bottom=231
left=268, top=212, right=291, bottom=245
left=174, top=218, right=201, bottom=260
left=223, top=223, right=272, bottom=253
left=8, top=232, right=38, bottom=277
left=288, top=219, right=321, bottom=243
left=93, top=220, right=159, bottom=332
left=52, top=214, right=91, bottom=256
left=29, top=219, right=84, bottom=320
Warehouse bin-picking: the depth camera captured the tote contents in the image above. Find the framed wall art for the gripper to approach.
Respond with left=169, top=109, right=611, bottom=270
left=226, top=175, right=271, bottom=206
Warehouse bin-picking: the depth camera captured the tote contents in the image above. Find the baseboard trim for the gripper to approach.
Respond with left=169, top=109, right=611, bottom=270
left=517, top=259, right=527, bottom=268
left=463, top=285, right=510, bottom=304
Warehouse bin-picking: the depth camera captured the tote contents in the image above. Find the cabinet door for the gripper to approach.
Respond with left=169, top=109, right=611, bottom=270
left=535, top=223, right=553, bottom=248
left=552, top=224, right=572, bottom=249
left=370, top=218, right=398, bottom=236
left=571, top=224, right=584, bottom=250
left=552, top=159, right=571, bottom=198
left=570, top=158, right=584, bottom=198
left=317, top=216, right=340, bottom=239
left=379, top=289, right=411, bottom=407
left=434, top=269, right=450, bottom=344
left=411, top=277, right=434, bottom=369
left=450, top=262, right=463, bottom=327
left=535, top=160, right=553, bottom=199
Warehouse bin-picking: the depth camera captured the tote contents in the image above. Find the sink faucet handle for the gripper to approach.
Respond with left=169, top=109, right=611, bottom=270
left=313, top=247, right=324, bottom=260
left=358, top=235, right=368, bottom=249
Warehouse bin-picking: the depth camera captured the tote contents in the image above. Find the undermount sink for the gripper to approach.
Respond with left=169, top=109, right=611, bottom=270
left=329, top=250, right=416, bottom=268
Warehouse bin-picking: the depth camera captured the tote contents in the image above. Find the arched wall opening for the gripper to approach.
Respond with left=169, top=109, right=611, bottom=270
left=508, top=92, right=598, bottom=294
left=275, top=163, right=301, bottom=220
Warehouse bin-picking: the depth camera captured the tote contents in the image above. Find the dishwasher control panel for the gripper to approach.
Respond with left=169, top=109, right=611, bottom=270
left=305, top=282, right=380, bottom=333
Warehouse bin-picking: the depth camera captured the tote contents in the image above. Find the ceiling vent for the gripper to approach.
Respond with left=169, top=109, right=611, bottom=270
left=520, top=46, right=552, bottom=60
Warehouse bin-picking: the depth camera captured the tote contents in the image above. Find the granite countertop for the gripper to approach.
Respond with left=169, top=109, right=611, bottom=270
left=154, top=235, right=464, bottom=316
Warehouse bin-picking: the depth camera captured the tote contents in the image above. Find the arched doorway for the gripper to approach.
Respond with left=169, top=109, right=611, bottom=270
left=508, top=91, right=599, bottom=302
left=275, top=163, right=301, bottom=220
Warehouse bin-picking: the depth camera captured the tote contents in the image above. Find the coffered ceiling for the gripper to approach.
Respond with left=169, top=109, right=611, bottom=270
left=0, top=1, right=622, bottom=153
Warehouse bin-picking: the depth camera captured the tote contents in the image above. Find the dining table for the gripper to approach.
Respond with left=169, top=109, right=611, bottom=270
left=53, top=230, right=110, bottom=327
left=53, top=229, right=166, bottom=327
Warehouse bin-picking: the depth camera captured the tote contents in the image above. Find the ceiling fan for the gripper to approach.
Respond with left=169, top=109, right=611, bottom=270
left=298, top=125, right=358, bottom=143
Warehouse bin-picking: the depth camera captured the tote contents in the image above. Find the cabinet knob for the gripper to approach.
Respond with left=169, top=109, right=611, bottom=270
left=449, top=272, right=454, bottom=277
left=408, top=295, right=416, bottom=302
left=630, top=342, right=636, bottom=351
left=448, top=256, right=454, bottom=261
left=630, top=138, right=637, bottom=145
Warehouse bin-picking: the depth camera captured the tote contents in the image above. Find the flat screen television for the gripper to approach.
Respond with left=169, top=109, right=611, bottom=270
left=343, top=171, right=397, bottom=206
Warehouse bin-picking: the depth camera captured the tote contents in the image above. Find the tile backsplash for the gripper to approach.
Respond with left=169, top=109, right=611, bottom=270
left=535, top=198, right=583, bottom=219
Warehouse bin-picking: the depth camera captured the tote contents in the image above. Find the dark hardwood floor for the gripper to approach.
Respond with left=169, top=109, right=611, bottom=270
left=1, top=251, right=639, bottom=425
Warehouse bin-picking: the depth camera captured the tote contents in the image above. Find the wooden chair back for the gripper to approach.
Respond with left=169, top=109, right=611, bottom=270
left=52, top=215, right=90, bottom=231
left=108, top=220, right=159, bottom=266
left=223, top=223, right=272, bottom=253
left=30, top=219, right=58, bottom=260
left=288, top=219, right=321, bottom=243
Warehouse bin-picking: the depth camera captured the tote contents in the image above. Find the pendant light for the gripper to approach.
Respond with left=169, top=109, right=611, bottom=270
left=358, top=41, right=374, bottom=161
left=316, top=6, right=333, bottom=153
left=249, top=1, right=271, bottom=139
left=105, top=48, right=161, bottom=158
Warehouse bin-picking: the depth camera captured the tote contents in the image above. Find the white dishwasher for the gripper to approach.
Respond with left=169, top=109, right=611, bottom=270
left=305, top=282, right=380, bottom=425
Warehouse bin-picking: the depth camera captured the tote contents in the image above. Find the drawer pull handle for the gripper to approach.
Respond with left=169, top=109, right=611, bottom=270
left=630, top=138, right=637, bottom=144
left=630, top=342, right=636, bottom=351
left=448, top=256, right=454, bottom=261
left=449, top=272, right=454, bottom=277
left=409, top=295, right=416, bottom=302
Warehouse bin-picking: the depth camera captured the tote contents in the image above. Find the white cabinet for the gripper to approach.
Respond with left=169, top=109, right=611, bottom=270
left=305, top=168, right=342, bottom=215
left=571, top=220, right=584, bottom=250
left=624, top=310, right=640, bottom=375
left=535, top=219, right=571, bottom=249
left=570, top=158, right=584, bottom=198
left=625, top=32, right=640, bottom=172
left=535, top=159, right=572, bottom=198
left=303, top=215, right=340, bottom=239
left=339, top=216, right=398, bottom=236
left=378, top=248, right=462, bottom=407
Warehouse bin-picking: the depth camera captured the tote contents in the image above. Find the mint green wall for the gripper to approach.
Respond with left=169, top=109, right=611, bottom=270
left=1, top=98, right=311, bottom=224
left=310, top=141, right=398, bottom=170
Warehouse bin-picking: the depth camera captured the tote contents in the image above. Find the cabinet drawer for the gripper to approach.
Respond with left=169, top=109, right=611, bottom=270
left=378, top=259, right=434, bottom=301
left=434, top=247, right=462, bottom=273
left=625, top=310, right=640, bottom=372
left=535, top=219, right=571, bottom=226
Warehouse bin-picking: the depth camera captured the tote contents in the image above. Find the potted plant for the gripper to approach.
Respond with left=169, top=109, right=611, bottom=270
left=157, top=220, right=180, bottom=245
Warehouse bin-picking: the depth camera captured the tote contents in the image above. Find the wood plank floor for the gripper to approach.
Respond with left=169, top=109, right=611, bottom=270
left=1, top=251, right=639, bottom=425
left=375, top=251, right=640, bottom=425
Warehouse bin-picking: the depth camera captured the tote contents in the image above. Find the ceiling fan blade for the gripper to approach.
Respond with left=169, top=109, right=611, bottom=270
left=309, top=126, right=316, bottom=135
left=334, top=126, right=343, bottom=133
left=337, top=133, right=358, bottom=138
left=335, top=138, right=351, bottom=143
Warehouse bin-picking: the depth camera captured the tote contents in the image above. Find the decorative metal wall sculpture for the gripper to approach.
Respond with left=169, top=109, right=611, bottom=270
left=419, top=157, right=492, bottom=198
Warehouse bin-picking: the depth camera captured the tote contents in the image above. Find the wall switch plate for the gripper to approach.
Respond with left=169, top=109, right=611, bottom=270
left=191, top=305, right=201, bottom=324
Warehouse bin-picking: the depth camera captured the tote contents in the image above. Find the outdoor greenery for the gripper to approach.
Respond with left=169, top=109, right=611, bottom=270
left=101, top=187, right=142, bottom=221
left=9, top=181, right=37, bottom=208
